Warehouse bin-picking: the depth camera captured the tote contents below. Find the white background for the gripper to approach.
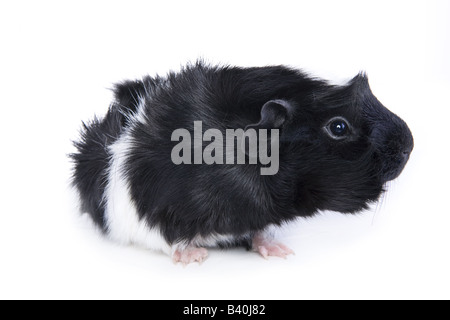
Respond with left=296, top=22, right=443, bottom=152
left=1, top=0, right=449, bottom=300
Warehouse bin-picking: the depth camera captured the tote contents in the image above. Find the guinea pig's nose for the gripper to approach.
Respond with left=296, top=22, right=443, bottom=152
left=403, top=144, right=413, bottom=155
left=402, top=141, right=414, bottom=158
left=401, top=150, right=411, bottom=163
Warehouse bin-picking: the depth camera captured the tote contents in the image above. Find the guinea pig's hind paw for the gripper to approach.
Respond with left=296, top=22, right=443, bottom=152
left=172, top=247, right=209, bottom=265
left=253, top=237, right=294, bottom=260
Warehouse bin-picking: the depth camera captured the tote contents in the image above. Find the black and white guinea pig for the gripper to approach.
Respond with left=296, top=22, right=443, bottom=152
left=71, top=62, right=413, bottom=264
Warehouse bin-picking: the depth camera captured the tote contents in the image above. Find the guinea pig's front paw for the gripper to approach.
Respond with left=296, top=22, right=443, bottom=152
left=172, top=246, right=209, bottom=265
left=252, top=233, right=294, bottom=260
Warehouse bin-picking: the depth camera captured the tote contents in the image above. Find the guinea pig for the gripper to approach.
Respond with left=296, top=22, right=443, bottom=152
left=71, top=62, right=414, bottom=264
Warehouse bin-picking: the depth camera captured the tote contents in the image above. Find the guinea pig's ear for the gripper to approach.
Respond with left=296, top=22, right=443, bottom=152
left=246, top=99, right=292, bottom=130
left=350, top=72, right=373, bottom=97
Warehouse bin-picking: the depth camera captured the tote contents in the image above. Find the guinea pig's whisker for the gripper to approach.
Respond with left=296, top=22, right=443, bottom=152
left=372, top=183, right=389, bottom=225
left=381, top=182, right=390, bottom=210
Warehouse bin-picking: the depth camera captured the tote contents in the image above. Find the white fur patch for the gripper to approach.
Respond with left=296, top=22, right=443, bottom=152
left=104, top=131, right=171, bottom=255
left=133, top=96, right=149, bottom=126
left=191, top=233, right=240, bottom=248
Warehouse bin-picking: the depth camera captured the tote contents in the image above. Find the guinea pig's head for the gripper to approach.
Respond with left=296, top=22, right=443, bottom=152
left=256, top=74, right=414, bottom=213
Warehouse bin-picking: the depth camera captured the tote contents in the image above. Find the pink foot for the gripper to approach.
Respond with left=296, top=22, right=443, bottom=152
left=252, top=234, right=294, bottom=259
left=172, top=246, right=209, bottom=265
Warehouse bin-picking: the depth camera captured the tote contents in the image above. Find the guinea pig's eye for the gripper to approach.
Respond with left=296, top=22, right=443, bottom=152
left=325, top=117, right=351, bottom=140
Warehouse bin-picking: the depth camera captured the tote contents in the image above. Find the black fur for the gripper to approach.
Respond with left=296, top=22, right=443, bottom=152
left=70, top=107, right=123, bottom=229
left=71, top=62, right=413, bottom=246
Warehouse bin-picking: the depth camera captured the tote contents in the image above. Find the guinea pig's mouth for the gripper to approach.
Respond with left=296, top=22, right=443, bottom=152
left=380, top=148, right=412, bottom=183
